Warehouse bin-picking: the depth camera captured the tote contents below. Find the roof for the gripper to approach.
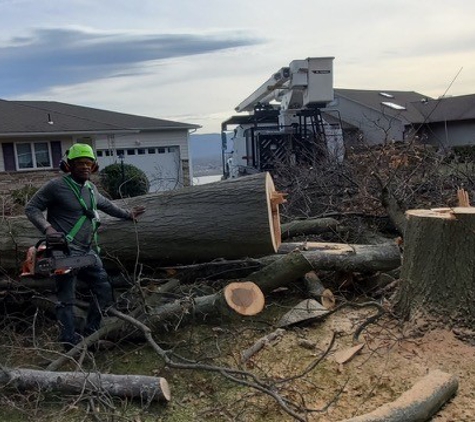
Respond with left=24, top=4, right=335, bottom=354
left=0, top=99, right=200, bottom=136
left=410, top=94, right=475, bottom=123
left=334, top=88, right=431, bottom=123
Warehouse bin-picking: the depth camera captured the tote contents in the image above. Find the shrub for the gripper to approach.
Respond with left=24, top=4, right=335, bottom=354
left=99, top=163, right=149, bottom=199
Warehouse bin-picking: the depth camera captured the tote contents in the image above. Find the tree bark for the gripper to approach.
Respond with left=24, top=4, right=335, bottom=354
left=394, top=207, right=475, bottom=326
left=0, top=367, right=171, bottom=403
left=0, top=172, right=283, bottom=270
left=246, top=250, right=314, bottom=294
left=281, top=217, right=340, bottom=239
left=338, top=369, right=458, bottom=422
left=270, top=242, right=401, bottom=272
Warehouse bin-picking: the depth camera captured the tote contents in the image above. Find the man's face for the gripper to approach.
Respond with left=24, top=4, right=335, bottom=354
left=70, top=158, right=95, bottom=182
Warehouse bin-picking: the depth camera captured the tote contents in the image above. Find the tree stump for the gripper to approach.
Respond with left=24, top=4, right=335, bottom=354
left=394, top=207, right=475, bottom=327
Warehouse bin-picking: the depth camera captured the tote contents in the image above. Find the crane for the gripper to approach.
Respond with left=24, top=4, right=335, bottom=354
left=221, top=57, right=344, bottom=179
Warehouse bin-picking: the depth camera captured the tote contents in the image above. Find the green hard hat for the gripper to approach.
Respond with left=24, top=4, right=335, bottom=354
left=67, top=144, right=96, bottom=161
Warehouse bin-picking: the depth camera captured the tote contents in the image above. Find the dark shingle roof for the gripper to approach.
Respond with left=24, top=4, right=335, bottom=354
left=335, top=88, right=431, bottom=123
left=410, top=94, right=475, bottom=123
left=0, top=99, right=200, bottom=135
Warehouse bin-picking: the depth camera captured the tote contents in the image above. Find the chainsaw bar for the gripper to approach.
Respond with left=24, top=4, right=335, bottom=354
left=35, top=253, right=98, bottom=276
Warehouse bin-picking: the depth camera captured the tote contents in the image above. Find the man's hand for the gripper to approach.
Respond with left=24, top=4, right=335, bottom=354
left=45, top=226, right=59, bottom=236
left=129, top=205, right=146, bottom=221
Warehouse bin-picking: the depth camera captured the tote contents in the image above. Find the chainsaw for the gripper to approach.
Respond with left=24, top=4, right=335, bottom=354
left=20, top=232, right=98, bottom=278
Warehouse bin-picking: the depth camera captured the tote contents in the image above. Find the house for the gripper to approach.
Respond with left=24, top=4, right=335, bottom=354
left=331, top=88, right=431, bottom=145
left=0, top=99, right=200, bottom=192
left=410, top=94, right=475, bottom=150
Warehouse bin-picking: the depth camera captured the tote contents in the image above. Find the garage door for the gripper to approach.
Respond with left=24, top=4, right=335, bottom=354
left=96, top=146, right=181, bottom=192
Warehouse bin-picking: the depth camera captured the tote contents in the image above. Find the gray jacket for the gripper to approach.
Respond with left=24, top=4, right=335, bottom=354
left=25, top=176, right=131, bottom=252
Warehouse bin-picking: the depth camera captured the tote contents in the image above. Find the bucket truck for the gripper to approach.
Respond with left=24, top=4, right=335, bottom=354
left=221, top=57, right=344, bottom=179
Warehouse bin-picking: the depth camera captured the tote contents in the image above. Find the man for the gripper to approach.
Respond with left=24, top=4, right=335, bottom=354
left=25, top=143, right=145, bottom=350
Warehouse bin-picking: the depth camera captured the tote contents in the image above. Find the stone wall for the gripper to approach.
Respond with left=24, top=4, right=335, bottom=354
left=0, top=170, right=60, bottom=194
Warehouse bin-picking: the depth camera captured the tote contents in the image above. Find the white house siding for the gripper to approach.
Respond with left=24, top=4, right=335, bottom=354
left=335, top=97, right=406, bottom=145
left=94, top=129, right=191, bottom=192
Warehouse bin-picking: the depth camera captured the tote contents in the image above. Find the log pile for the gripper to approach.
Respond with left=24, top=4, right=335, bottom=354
left=0, top=172, right=409, bottom=413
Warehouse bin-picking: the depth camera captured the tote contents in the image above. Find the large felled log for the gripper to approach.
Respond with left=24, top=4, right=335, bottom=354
left=394, top=207, right=475, bottom=326
left=338, top=369, right=458, bottom=422
left=0, top=172, right=284, bottom=270
left=0, top=367, right=171, bottom=403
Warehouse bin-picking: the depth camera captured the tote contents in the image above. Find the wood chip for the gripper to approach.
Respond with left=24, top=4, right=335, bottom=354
left=334, top=343, right=365, bottom=364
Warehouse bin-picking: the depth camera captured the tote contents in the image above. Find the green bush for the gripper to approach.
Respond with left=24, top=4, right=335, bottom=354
left=99, top=163, right=149, bottom=199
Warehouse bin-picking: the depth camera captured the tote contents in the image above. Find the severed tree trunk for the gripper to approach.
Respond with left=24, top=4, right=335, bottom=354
left=394, top=207, right=475, bottom=327
left=0, top=367, right=171, bottom=402
left=0, top=172, right=284, bottom=270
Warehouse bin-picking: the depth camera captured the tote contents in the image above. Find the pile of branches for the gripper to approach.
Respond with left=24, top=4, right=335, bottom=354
left=273, top=139, right=475, bottom=232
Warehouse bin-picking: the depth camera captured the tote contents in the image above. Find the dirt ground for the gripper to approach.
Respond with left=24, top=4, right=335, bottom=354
left=259, top=307, right=475, bottom=422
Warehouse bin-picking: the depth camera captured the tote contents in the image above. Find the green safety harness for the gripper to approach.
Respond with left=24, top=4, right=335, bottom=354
left=62, top=175, right=100, bottom=251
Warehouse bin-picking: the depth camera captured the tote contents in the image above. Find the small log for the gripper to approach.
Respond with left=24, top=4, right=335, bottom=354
left=338, top=369, right=458, bottom=422
left=272, top=242, right=401, bottom=273
left=223, top=281, right=264, bottom=316
left=0, top=367, right=171, bottom=403
left=281, top=217, right=340, bottom=239
left=241, top=328, right=285, bottom=363
left=303, top=271, right=335, bottom=309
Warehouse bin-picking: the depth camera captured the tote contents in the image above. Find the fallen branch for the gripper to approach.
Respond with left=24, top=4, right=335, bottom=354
left=338, top=369, right=458, bottom=422
left=107, top=308, right=308, bottom=422
left=241, top=328, right=285, bottom=364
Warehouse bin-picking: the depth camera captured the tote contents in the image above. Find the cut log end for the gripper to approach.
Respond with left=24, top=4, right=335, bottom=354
left=224, top=281, right=265, bottom=316
left=406, top=207, right=475, bottom=220
left=160, top=378, right=172, bottom=402
left=265, top=172, right=283, bottom=253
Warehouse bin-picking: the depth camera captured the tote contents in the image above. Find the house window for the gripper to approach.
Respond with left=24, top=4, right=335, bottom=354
left=137, top=148, right=146, bottom=155
left=16, top=142, right=51, bottom=169
left=148, top=148, right=156, bottom=154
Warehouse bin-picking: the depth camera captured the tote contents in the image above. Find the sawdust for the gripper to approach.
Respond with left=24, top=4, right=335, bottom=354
left=245, top=306, right=475, bottom=421
left=307, top=312, right=475, bottom=421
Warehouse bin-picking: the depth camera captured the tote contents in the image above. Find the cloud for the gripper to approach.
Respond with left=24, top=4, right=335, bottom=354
left=0, top=27, right=262, bottom=96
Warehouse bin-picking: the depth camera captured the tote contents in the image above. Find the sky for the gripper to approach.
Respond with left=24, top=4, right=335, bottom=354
left=1, top=0, right=475, bottom=134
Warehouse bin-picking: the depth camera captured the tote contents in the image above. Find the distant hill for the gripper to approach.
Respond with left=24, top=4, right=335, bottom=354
left=190, top=133, right=222, bottom=159
left=190, top=133, right=223, bottom=176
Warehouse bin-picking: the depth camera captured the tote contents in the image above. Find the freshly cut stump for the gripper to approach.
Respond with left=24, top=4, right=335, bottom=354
left=395, top=207, right=475, bottom=327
